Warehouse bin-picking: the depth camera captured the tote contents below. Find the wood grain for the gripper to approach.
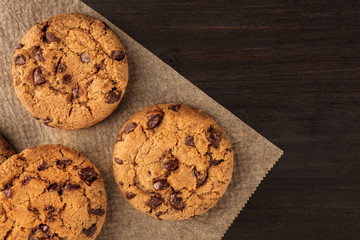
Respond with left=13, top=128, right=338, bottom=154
left=82, top=0, right=360, bottom=239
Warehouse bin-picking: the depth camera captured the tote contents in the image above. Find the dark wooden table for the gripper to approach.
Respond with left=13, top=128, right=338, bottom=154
left=82, top=1, right=360, bottom=239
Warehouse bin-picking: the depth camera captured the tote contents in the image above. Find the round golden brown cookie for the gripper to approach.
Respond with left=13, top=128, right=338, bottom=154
left=0, top=134, right=16, bottom=164
left=113, top=104, right=233, bottom=220
left=0, top=145, right=106, bottom=239
left=12, top=13, right=128, bottom=130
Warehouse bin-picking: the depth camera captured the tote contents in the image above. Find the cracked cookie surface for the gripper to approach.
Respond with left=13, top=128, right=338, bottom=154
left=0, top=144, right=106, bottom=239
left=0, top=134, right=16, bottom=164
left=113, top=104, right=233, bottom=220
left=12, top=13, right=128, bottom=130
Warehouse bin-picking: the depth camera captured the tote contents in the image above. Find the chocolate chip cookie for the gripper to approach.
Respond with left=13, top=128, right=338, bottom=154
left=0, top=144, right=106, bottom=239
left=12, top=13, right=128, bottom=130
left=113, top=104, right=233, bottom=220
left=0, top=134, right=16, bottom=164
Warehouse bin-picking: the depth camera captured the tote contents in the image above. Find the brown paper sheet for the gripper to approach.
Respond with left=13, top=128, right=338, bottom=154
left=0, top=0, right=283, bottom=239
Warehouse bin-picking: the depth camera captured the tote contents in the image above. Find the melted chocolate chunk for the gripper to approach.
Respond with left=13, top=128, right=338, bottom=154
left=111, top=50, right=125, bottom=61
left=56, top=159, right=73, bottom=170
left=45, top=32, right=60, bottom=43
left=124, top=122, right=138, bottom=134
left=193, top=167, right=207, bottom=187
left=153, top=179, right=170, bottom=191
left=83, top=224, right=97, bottom=237
left=125, top=192, right=136, bottom=199
left=78, top=167, right=98, bottom=186
left=185, top=136, right=195, bottom=146
left=62, top=74, right=72, bottom=84
left=89, top=208, right=105, bottom=216
left=146, top=196, right=162, bottom=208
left=14, top=54, right=26, bottom=65
left=3, top=184, right=12, bottom=198
left=22, top=176, right=32, bottom=185
left=37, top=162, right=48, bottom=171
left=146, top=114, right=163, bottom=129
left=105, top=89, right=121, bottom=104
left=169, top=193, right=184, bottom=210
left=114, top=158, right=123, bottom=164
left=33, top=67, right=46, bottom=85
left=57, top=63, right=67, bottom=73
left=80, top=52, right=90, bottom=63
left=168, top=104, right=181, bottom=112
left=207, top=127, right=221, bottom=149
left=34, top=47, right=45, bottom=62
left=162, top=154, right=179, bottom=171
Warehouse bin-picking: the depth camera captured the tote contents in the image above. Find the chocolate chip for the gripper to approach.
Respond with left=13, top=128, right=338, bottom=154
left=39, top=224, right=50, bottom=233
left=45, top=32, right=60, bottom=43
left=169, top=193, right=184, bottom=210
left=124, top=122, right=138, bottom=134
left=114, top=158, right=123, bottom=164
left=146, top=196, right=162, bottom=208
left=3, top=184, right=12, bottom=198
left=56, top=159, right=73, bottom=169
left=193, top=167, right=207, bottom=187
left=209, top=157, right=224, bottom=166
left=16, top=43, right=24, bottom=49
left=119, top=181, right=124, bottom=186
left=80, top=52, right=90, bottom=63
left=29, top=224, right=50, bottom=240
left=89, top=208, right=105, bottom=216
left=44, top=205, right=56, bottom=215
left=34, top=47, right=45, bottom=62
left=168, top=104, right=181, bottom=112
left=153, top=179, right=169, bottom=191
left=94, top=63, right=101, bottom=71
left=155, top=211, right=162, bottom=217
left=63, top=183, right=80, bottom=190
left=111, top=50, right=125, bottom=61
left=43, top=118, right=53, bottom=125
left=207, top=127, right=221, bottom=149
left=22, top=176, right=32, bottom=185
left=185, top=136, right=195, bottom=146
left=14, top=54, right=26, bottom=65
left=162, top=154, right=179, bottom=171
left=105, top=89, right=121, bottom=104
left=78, top=167, right=98, bottom=186
left=125, top=192, right=136, bottom=199
left=62, top=74, right=72, bottom=84
left=72, top=87, right=80, bottom=99
left=33, top=67, right=46, bottom=85
left=57, top=63, right=67, bottom=73
left=83, top=224, right=97, bottom=237
left=41, top=22, right=50, bottom=32
left=47, top=183, right=59, bottom=192
left=28, top=206, right=39, bottom=214
left=37, top=162, right=48, bottom=171
left=146, top=114, right=163, bottom=129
